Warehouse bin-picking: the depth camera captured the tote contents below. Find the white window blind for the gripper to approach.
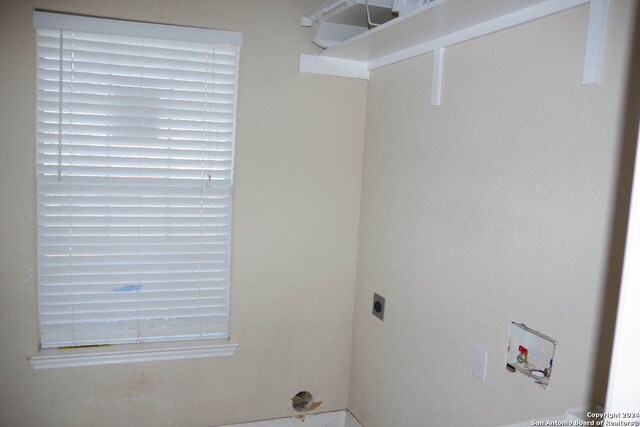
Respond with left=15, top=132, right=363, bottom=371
left=34, top=12, right=241, bottom=348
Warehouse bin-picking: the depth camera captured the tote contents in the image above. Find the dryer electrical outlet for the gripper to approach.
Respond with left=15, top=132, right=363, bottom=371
left=372, top=293, right=385, bottom=321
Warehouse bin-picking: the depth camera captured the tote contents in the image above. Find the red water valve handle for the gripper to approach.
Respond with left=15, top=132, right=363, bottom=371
left=518, top=345, right=528, bottom=354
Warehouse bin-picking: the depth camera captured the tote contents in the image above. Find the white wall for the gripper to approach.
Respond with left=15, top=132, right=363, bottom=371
left=0, top=1, right=367, bottom=426
left=348, top=2, right=638, bottom=426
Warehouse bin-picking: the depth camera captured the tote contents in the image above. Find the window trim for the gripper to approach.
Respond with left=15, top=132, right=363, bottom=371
left=30, top=11, right=243, bottom=361
left=29, top=338, right=238, bottom=369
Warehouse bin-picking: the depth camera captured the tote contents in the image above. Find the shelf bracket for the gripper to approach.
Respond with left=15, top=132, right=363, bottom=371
left=582, top=0, right=609, bottom=85
left=431, top=47, right=445, bottom=106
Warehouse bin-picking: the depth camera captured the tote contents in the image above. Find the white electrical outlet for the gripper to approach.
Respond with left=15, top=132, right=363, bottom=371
left=473, top=347, right=488, bottom=381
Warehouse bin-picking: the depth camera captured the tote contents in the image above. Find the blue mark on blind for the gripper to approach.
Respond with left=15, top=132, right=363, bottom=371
left=112, top=284, right=142, bottom=293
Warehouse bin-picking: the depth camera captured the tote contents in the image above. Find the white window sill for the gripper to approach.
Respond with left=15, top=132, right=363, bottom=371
left=28, top=339, right=238, bottom=369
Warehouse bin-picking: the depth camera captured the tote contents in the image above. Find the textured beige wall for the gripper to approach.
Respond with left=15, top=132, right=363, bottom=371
left=348, top=2, right=638, bottom=427
left=0, top=1, right=366, bottom=426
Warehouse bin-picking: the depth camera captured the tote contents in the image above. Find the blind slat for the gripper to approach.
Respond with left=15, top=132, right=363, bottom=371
left=39, top=280, right=228, bottom=295
left=39, top=271, right=229, bottom=288
left=37, top=36, right=238, bottom=62
left=37, top=146, right=233, bottom=162
left=37, top=92, right=236, bottom=114
left=38, top=110, right=235, bottom=128
left=37, top=70, right=237, bottom=92
left=37, top=135, right=234, bottom=151
left=38, top=225, right=231, bottom=237
left=38, top=45, right=237, bottom=68
left=38, top=64, right=238, bottom=84
left=40, top=288, right=227, bottom=302
left=38, top=80, right=236, bottom=103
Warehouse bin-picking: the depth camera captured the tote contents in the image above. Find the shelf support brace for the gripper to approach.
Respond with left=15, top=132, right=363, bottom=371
left=582, top=0, right=609, bottom=85
left=431, top=47, right=445, bottom=106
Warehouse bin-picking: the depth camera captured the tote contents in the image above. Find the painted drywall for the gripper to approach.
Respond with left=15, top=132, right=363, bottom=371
left=0, top=1, right=367, bottom=426
left=348, top=2, right=639, bottom=426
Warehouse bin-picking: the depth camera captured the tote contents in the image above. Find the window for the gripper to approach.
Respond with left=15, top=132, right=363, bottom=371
left=33, top=12, right=241, bottom=350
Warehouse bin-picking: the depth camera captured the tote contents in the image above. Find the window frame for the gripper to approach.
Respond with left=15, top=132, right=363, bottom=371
left=30, top=11, right=242, bottom=368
